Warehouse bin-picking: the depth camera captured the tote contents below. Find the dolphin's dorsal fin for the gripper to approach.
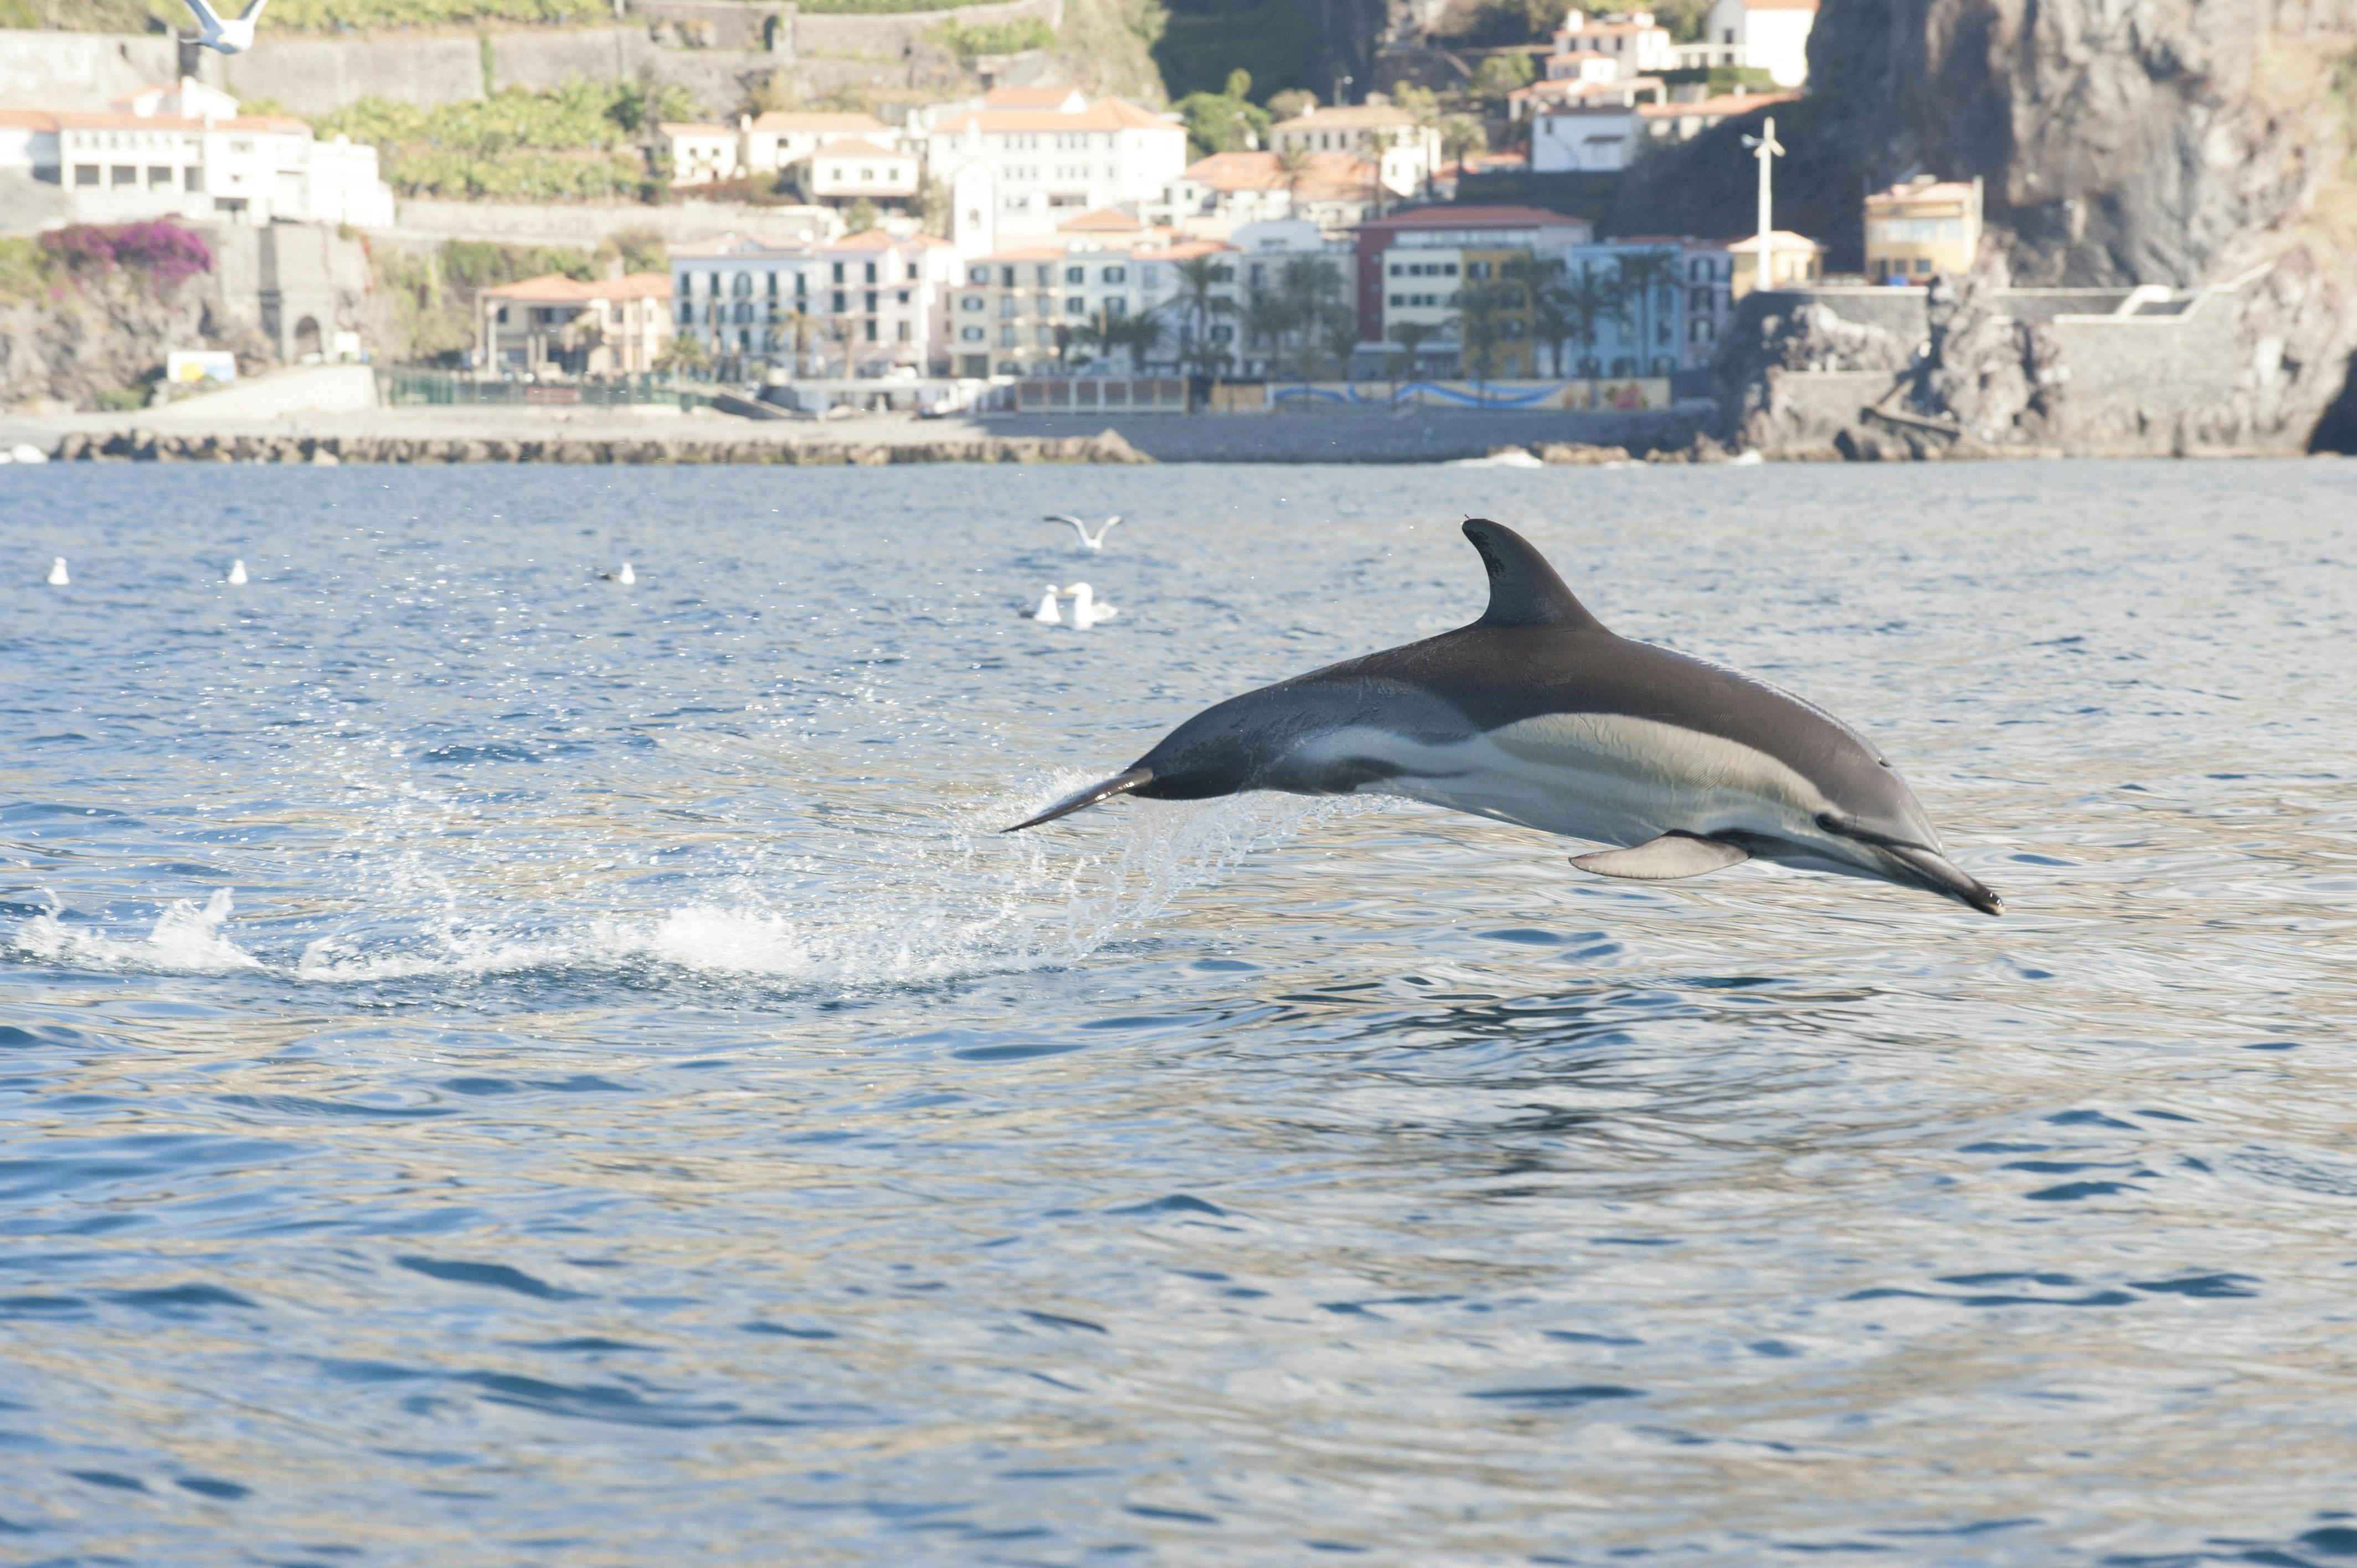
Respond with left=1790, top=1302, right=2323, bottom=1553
left=1461, top=519, right=1605, bottom=631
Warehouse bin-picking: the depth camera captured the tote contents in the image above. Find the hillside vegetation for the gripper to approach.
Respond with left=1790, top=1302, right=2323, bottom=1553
left=315, top=77, right=690, bottom=200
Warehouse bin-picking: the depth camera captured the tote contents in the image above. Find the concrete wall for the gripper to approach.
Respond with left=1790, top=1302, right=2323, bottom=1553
left=387, top=195, right=830, bottom=247
left=0, top=29, right=183, bottom=110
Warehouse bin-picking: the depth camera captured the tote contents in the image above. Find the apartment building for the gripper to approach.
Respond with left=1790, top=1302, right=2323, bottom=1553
left=0, top=78, right=392, bottom=228
left=1354, top=204, right=1593, bottom=345
left=1267, top=102, right=1438, bottom=198
left=1551, top=10, right=1679, bottom=76
left=922, top=87, right=1187, bottom=238
left=668, top=230, right=961, bottom=374
left=793, top=137, right=922, bottom=210
left=946, top=236, right=1234, bottom=377
left=476, top=272, right=674, bottom=375
left=1864, top=176, right=1983, bottom=282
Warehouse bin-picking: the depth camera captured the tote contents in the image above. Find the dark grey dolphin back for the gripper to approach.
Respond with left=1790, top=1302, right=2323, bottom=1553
left=1463, top=519, right=1607, bottom=632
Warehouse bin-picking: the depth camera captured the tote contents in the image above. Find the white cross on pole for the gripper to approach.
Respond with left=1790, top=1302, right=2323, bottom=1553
left=1742, top=115, right=1784, bottom=294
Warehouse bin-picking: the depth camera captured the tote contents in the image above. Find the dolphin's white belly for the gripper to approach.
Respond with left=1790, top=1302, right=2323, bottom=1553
left=1302, top=714, right=1830, bottom=848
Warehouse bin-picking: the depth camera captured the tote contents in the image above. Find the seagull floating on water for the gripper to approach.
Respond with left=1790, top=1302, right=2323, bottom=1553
left=46, top=557, right=68, bottom=586
left=227, top=559, right=248, bottom=585
left=1031, top=584, right=1063, bottom=625
left=1044, top=514, right=1121, bottom=552
left=178, top=0, right=270, bottom=53
left=600, top=563, right=636, bottom=585
left=1066, top=582, right=1117, bottom=629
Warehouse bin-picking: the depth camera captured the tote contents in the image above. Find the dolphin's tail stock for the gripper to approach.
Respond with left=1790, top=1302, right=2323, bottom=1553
left=1001, top=768, right=1155, bottom=833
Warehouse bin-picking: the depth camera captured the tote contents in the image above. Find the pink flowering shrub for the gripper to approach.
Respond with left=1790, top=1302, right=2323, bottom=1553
left=38, top=221, right=215, bottom=290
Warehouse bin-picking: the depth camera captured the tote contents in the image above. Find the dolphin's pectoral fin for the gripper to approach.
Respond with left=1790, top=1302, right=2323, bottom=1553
left=1001, top=768, right=1154, bottom=833
left=1569, top=833, right=1749, bottom=881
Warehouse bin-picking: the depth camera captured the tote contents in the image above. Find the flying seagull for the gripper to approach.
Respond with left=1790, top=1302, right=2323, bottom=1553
left=179, top=0, right=271, bottom=54
left=1043, top=514, right=1121, bottom=552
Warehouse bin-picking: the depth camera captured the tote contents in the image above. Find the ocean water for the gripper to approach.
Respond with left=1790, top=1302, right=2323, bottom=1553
left=2, top=457, right=2353, bottom=1567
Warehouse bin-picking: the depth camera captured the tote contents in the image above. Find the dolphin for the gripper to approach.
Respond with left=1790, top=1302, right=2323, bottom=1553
left=1003, top=519, right=2002, bottom=916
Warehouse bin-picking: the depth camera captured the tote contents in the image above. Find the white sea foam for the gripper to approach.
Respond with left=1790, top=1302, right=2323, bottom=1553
left=12, top=888, right=264, bottom=974
left=14, top=789, right=1372, bottom=994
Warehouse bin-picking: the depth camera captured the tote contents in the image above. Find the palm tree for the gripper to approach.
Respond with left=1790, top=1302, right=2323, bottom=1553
left=1440, top=114, right=1487, bottom=191
left=1453, top=283, right=1506, bottom=390
left=1273, top=145, right=1316, bottom=218
left=1614, top=249, right=1680, bottom=375
left=1387, top=319, right=1436, bottom=394
left=1276, top=255, right=1345, bottom=379
left=1551, top=268, right=1624, bottom=388
left=1242, top=291, right=1295, bottom=381
left=1167, top=254, right=1236, bottom=377
left=1530, top=265, right=1578, bottom=379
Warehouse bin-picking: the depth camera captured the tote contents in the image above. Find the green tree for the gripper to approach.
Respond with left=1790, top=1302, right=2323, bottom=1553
left=1387, top=319, right=1438, bottom=388
left=655, top=332, right=709, bottom=376
left=1469, top=51, right=1536, bottom=115
left=1274, top=255, right=1346, bottom=378
left=1440, top=113, right=1488, bottom=185
left=1174, top=69, right=1273, bottom=158
left=1453, top=282, right=1510, bottom=387
left=843, top=197, right=881, bottom=234
left=1548, top=266, right=1625, bottom=381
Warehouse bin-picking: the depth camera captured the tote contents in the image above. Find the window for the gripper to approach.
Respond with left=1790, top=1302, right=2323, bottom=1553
left=864, top=320, right=877, bottom=341
left=1000, top=325, right=1016, bottom=346
left=766, top=273, right=778, bottom=296
left=1103, top=266, right=1125, bottom=283
left=1104, top=298, right=1125, bottom=318
left=1209, top=324, right=1234, bottom=343
left=897, top=321, right=910, bottom=342
left=111, top=165, right=135, bottom=185
left=497, top=306, right=510, bottom=323
left=1389, top=293, right=1404, bottom=306
left=831, top=262, right=845, bottom=283
left=970, top=266, right=990, bottom=284
left=1467, top=261, right=1490, bottom=280
left=1915, top=257, right=1931, bottom=274
left=147, top=165, right=171, bottom=187
left=832, top=290, right=847, bottom=312
left=74, top=164, right=99, bottom=185
left=907, top=263, right=920, bottom=281
left=897, top=290, right=909, bottom=306
left=1064, top=266, right=1084, bottom=284
left=1064, top=297, right=1085, bottom=316
left=962, top=326, right=984, bottom=342
left=1389, top=264, right=1402, bottom=277
left=864, top=291, right=878, bottom=313
left=961, top=295, right=984, bottom=312
left=863, top=262, right=877, bottom=284
left=732, top=273, right=752, bottom=297
left=706, top=272, right=719, bottom=297
left=183, top=166, right=203, bottom=192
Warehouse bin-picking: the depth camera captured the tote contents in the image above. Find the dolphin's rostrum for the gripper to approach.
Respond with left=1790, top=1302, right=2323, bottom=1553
left=1005, top=519, right=2001, bottom=915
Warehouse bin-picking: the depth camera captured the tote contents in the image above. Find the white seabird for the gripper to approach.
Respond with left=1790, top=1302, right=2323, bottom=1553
left=1031, top=584, right=1063, bottom=625
left=600, top=563, right=636, bottom=584
left=1043, top=514, right=1121, bottom=551
left=46, top=557, right=69, bottom=586
left=227, top=559, right=248, bottom=585
left=1066, top=582, right=1117, bottom=629
left=178, top=0, right=270, bottom=53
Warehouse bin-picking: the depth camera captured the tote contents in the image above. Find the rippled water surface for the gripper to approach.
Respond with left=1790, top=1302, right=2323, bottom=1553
left=3, top=458, right=2355, bottom=1566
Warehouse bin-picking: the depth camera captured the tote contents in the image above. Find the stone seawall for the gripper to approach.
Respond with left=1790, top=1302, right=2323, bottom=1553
left=49, top=429, right=1154, bottom=465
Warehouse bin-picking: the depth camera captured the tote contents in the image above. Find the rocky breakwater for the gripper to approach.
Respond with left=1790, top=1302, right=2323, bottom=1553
left=49, top=429, right=1154, bottom=466
left=1658, top=0, right=2357, bottom=455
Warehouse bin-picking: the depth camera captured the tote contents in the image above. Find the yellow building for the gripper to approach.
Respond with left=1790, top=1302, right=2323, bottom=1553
left=477, top=273, right=674, bottom=376
left=1726, top=230, right=1826, bottom=300
left=1865, top=174, right=1983, bottom=283
left=1461, top=245, right=1537, bottom=378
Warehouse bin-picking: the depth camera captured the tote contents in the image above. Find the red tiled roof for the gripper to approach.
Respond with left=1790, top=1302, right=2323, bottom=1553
left=1361, top=204, right=1585, bottom=230
left=749, top=111, right=888, bottom=133
left=931, top=99, right=1175, bottom=135
left=483, top=271, right=673, bottom=302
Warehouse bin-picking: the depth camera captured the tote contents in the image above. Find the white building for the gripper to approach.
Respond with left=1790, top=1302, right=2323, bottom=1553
left=1267, top=102, right=1438, bottom=198
left=0, top=79, right=392, bottom=228
left=659, top=121, right=743, bottom=186
left=1695, top=0, right=1819, bottom=85
left=947, top=232, right=1236, bottom=377
left=923, top=87, right=1187, bottom=239
left=668, top=229, right=960, bottom=375
left=746, top=111, right=899, bottom=176
left=1552, top=11, right=1679, bottom=77
left=1159, top=149, right=1383, bottom=238
left=1531, top=88, right=1797, bottom=173
left=798, top=137, right=920, bottom=210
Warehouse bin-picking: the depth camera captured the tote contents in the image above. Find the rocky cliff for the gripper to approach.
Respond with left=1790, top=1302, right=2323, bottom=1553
left=1627, top=0, right=2357, bottom=451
